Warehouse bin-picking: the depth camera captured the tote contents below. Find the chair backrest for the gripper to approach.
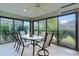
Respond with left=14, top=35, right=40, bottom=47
left=20, top=31, right=25, bottom=37
left=34, top=31, right=38, bottom=35
left=12, top=32, right=18, bottom=42
left=17, top=32, right=22, bottom=41
left=43, top=33, right=54, bottom=48
left=39, top=32, right=46, bottom=37
left=14, top=32, right=24, bottom=45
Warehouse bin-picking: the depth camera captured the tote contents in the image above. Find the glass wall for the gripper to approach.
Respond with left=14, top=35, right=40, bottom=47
left=14, top=20, right=22, bottom=32
left=0, top=12, right=77, bottom=50
left=23, top=21, right=30, bottom=34
left=47, top=18, right=58, bottom=44
left=33, top=12, right=77, bottom=49
left=39, top=20, right=46, bottom=36
left=0, top=18, right=13, bottom=44
left=0, top=18, right=30, bottom=44
left=34, top=22, right=38, bottom=35
left=58, top=13, right=76, bottom=49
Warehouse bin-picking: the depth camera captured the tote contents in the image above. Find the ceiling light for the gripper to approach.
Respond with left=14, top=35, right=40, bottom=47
left=24, top=9, right=27, bottom=12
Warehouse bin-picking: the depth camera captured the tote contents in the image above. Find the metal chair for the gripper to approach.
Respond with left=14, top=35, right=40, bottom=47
left=39, top=32, right=46, bottom=41
left=19, top=31, right=28, bottom=42
left=20, top=31, right=25, bottom=36
left=14, top=32, right=30, bottom=56
left=13, top=32, right=18, bottom=48
left=37, top=33, right=54, bottom=56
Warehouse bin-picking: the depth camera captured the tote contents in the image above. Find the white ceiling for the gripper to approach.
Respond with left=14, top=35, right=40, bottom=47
left=0, top=3, right=69, bottom=19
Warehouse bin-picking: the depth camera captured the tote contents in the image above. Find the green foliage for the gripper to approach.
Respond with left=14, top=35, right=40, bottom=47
left=47, top=18, right=57, bottom=32
left=34, top=22, right=38, bottom=31
left=23, top=26, right=29, bottom=33
left=39, top=21, right=46, bottom=31
left=59, top=30, right=75, bottom=39
left=1, top=24, right=9, bottom=35
left=0, top=24, right=10, bottom=41
left=16, top=26, right=23, bottom=31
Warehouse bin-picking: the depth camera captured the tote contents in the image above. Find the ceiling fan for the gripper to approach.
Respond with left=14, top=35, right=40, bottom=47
left=25, top=3, right=47, bottom=12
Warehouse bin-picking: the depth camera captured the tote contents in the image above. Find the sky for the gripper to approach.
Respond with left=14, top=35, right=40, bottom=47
left=59, top=14, right=76, bottom=24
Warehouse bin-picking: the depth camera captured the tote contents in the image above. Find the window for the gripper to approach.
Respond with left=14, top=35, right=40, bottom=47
left=23, top=21, right=30, bottom=34
left=0, top=18, right=13, bottom=44
left=14, top=20, right=22, bottom=32
left=47, top=18, right=58, bottom=44
left=58, top=13, right=76, bottom=49
left=39, top=20, right=46, bottom=36
left=34, top=22, right=38, bottom=35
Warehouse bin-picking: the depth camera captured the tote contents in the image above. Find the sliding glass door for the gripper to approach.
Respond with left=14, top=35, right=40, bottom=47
left=58, top=13, right=76, bottom=49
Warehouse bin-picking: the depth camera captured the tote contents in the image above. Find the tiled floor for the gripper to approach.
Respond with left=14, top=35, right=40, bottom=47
left=0, top=42, right=79, bottom=56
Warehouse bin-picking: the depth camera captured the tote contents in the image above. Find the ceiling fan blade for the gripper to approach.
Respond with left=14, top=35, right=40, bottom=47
left=38, top=7, right=47, bottom=12
left=24, top=3, right=47, bottom=13
left=24, top=3, right=39, bottom=11
left=25, top=7, right=34, bottom=11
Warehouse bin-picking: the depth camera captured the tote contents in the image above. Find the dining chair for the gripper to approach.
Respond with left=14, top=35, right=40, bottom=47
left=20, top=31, right=25, bottom=36
left=13, top=32, right=18, bottom=48
left=14, top=32, right=30, bottom=56
left=34, top=31, right=38, bottom=35
left=19, top=31, right=28, bottom=42
left=39, top=32, right=45, bottom=36
left=37, top=33, right=54, bottom=56
left=39, top=32, right=46, bottom=41
left=32, top=32, right=45, bottom=48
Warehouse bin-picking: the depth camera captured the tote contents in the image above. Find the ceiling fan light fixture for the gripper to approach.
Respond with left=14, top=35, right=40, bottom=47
left=24, top=9, right=27, bottom=12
